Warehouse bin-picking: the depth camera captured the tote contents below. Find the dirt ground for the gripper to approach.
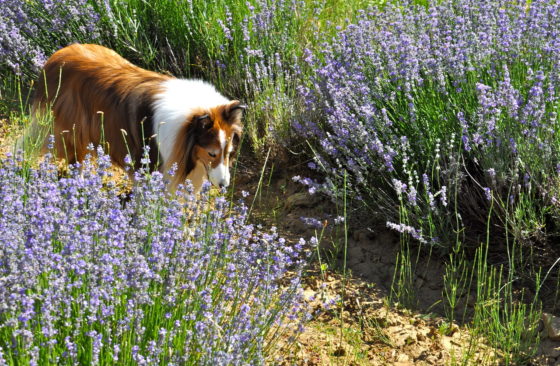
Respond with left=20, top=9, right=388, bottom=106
left=233, top=160, right=560, bottom=366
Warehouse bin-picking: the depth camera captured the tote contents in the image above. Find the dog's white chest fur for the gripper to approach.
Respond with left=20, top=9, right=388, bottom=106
left=152, top=79, right=229, bottom=164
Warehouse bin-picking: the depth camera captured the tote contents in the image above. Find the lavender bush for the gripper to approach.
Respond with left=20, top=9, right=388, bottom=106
left=0, top=0, right=102, bottom=78
left=101, top=0, right=309, bottom=156
left=1, top=0, right=374, bottom=155
left=0, top=146, right=309, bottom=365
left=298, top=0, right=560, bottom=251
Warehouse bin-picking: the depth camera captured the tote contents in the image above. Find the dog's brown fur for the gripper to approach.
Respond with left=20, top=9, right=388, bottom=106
left=33, top=43, right=169, bottom=170
left=31, top=43, right=244, bottom=190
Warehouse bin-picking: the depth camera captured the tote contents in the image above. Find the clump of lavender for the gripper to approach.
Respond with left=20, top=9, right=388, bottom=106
left=0, top=0, right=103, bottom=77
left=0, top=147, right=310, bottom=364
left=195, top=0, right=305, bottom=155
left=99, top=0, right=308, bottom=156
left=298, top=0, right=560, bottom=249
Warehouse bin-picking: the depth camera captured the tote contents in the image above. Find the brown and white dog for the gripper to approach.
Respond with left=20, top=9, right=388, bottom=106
left=31, top=43, right=244, bottom=191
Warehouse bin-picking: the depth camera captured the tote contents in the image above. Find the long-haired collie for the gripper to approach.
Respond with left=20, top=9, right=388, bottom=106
left=30, top=43, right=244, bottom=191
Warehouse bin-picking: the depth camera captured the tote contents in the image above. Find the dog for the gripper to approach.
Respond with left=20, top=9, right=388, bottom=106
left=30, top=43, right=244, bottom=191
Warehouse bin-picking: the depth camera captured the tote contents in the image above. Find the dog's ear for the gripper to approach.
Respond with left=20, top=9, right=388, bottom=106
left=194, top=114, right=213, bottom=131
left=223, top=100, right=246, bottom=125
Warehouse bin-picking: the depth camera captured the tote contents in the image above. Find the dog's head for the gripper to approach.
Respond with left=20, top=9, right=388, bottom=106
left=191, top=101, right=245, bottom=188
left=177, top=100, right=244, bottom=189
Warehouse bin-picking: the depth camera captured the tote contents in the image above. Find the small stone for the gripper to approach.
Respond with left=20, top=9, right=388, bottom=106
left=450, top=324, right=460, bottom=337
left=543, top=313, right=560, bottom=340
left=540, top=339, right=560, bottom=358
left=303, top=288, right=315, bottom=299
left=284, top=192, right=320, bottom=210
left=396, top=353, right=410, bottom=362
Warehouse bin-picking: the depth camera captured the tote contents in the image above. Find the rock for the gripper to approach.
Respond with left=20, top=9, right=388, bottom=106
left=543, top=313, right=560, bottom=340
left=390, top=328, right=416, bottom=348
left=303, top=288, right=316, bottom=301
left=283, top=214, right=309, bottom=235
left=441, top=336, right=461, bottom=351
left=284, top=192, right=320, bottom=210
left=352, top=229, right=371, bottom=242
left=427, top=327, right=439, bottom=339
left=407, top=345, right=424, bottom=360
left=415, top=277, right=426, bottom=288
left=540, top=339, right=560, bottom=358
left=449, top=324, right=460, bottom=337
left=396, top=354, right=410, bottom=362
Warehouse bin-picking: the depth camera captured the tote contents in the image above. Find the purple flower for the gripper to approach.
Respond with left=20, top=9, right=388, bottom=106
left=483, top=187, right=492, bottom=201
left=333, top=216, right=345, bottom=225
left=0, top=149, right=310, bottom=363
left=1, top=0, right=103, bottom=75
left=386, top=221, right=427, bottom=244
left=296, top=0, right=560, bottom=250
left=300, top=216, right=322, bottom=229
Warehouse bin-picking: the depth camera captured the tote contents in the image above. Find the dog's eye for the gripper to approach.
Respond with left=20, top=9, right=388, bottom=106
left=208, top=152, right=217, bottom=158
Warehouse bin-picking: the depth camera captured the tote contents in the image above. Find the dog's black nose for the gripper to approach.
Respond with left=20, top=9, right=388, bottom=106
left=218, top=179, right=229, bottom=189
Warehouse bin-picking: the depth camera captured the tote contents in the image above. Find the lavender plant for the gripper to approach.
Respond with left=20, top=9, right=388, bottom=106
left=1, top=0, right=378, bottom=156
left=101, top=0, right=308, bottom=157
left=0, top=0, right=103, bottom=78
left=0, top=146, right=310, bottom=365
left=298, top=0, right=560, bottom=252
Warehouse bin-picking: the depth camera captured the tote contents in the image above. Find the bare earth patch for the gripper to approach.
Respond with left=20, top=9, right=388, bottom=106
left=235, top=163, right=560, bottom=365
left=284, top=270, right=499, bottom=365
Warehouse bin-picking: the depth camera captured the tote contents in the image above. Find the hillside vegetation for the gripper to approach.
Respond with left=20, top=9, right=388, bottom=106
left=2, top=0, right=560, bottom=364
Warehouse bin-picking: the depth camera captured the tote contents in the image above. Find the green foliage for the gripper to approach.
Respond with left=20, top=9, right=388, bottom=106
left=2, top=1, right=557, bottom=363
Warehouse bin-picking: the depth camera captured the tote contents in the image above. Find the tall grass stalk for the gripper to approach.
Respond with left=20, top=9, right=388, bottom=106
left=390, top=236, right=417, bottom=310
left=471, top=241, right=541, bottom=364
left=443, top=183, right=470, bottom=326
left=337, top=172, right=349, bottom=357
left=443, top=239, right=470, bottom=327
left=389, top=192, right=419, bottom=309
left=248, top=148, right=271, bottom=220
left=453, top=193, right=542, bottom=365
